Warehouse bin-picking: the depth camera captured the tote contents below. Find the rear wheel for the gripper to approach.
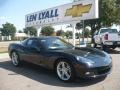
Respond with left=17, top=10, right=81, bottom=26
left=56, top=60, right=75, bottom=82
left=11, top=51, right=20, bottom=66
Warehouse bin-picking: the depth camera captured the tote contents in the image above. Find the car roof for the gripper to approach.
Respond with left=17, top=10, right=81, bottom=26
left=28, top=36, right=59, bottom=40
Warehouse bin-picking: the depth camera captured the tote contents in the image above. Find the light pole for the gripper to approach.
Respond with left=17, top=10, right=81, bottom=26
left=82, top=20, right=85, bottom=42
left=73, top=0, right=85, bottom=42
left=28, top=31, right=30, bottom=37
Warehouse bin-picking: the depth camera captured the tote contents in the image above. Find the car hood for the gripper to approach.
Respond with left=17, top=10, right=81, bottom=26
left=57, top=47, right=106, bottom=57
left=55, top=47, right=111, bottom=66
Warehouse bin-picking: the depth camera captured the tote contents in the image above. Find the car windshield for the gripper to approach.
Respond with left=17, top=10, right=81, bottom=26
left=21, top=38, right=28, bottom=45
left=40, top=37, right=74, bottom=50
left=100, top=29, right=118, bottom=34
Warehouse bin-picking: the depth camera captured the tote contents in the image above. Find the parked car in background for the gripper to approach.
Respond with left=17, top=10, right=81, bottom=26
left=93, top=28, right=120, bottom=49
left=8, top=37, right=112, bottom=82
left=79, top=41, right=87, bottom=47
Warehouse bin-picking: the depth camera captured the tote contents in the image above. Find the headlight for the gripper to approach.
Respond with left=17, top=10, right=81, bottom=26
left=76, top=56, right=95, bottom=66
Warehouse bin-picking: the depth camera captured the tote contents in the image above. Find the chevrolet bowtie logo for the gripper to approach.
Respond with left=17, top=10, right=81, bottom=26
left=65, top=4, right=92, bottom=17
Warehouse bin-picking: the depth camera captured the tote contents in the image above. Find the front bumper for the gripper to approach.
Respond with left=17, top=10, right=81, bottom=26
left=104, top=41, right=120, bottom=47
left=75, top=63, right=112, bottom=78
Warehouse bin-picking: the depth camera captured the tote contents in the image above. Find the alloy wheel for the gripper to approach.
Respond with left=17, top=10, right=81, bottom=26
left=11, top=52, right=19, bottom=66
left=56, top=61, right=71, bottom=81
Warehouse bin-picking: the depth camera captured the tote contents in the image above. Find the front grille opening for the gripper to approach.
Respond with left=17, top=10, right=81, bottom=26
left=97, top=67, right=111, bottom=75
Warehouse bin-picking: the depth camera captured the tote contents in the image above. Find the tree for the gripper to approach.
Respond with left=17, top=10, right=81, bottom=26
left=0, top=28, right=2, bottom=36
left=1, top=22, right=16, bottom=40
left=75, top=22, right=83, bottom=30
left=76, top=32, right=82, bottom=38
left=65, top=31, right=72, bottom=38
left=0, top=28, right=2, bottom=34
left=56, top=30, right=65, bottom=36
left=18, top=30, right=23, bottom=33
left=114, top=0, right=120, bottom=24
left=24, top=27, right=37, bottom=36
left=41, top=26, right=54, bottom=36
left=83, top=28, right=90, bottom=38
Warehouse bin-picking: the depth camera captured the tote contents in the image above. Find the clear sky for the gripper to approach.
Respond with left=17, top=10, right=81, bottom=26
left=0, top=0, right=119, bottom=32
left=0, top=0, right=72, bottom=31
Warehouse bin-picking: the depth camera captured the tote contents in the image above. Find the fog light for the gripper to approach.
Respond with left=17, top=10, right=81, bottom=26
left=85, top=72, right=90, bottom=75
left=93, top=75, right=96, bottom=78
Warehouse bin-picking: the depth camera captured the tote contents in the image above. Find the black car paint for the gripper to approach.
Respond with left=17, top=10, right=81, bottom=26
left=8, top=37, right=112, bottom=78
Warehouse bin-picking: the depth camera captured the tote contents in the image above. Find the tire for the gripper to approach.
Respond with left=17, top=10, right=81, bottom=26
left=101, top=44, right=106, bottom=50
left=11, top=51, right=20, bottom=66
left=93, top=43, right=97, bottom=48
left=101, top=44, right=110, bottom=52
left=93, top=39, right=97, bottom=48
left=55, top=60, right=75, bottom=82
left=111, top=46, right=116, bottom=49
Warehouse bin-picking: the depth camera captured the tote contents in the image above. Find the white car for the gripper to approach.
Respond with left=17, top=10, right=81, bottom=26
left=79, top=41, right=87, bottom=47
left=93, top=28, right=120, bottom=49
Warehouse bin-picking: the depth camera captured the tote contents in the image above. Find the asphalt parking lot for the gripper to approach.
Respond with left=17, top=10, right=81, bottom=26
left=0, top=48, right=120, bottom=90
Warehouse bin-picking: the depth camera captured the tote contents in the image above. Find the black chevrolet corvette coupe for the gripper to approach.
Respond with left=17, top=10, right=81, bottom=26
left=8, top=37, right=112, bottom=82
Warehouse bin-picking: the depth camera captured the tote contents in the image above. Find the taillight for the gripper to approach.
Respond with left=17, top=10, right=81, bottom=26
left=104, top=34, right=108, bottom=40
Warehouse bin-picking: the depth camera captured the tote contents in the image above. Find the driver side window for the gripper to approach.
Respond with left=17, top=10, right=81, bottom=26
left=27, top=39, right=33, bottom=46
left=27, top=39, right=39, bottom=47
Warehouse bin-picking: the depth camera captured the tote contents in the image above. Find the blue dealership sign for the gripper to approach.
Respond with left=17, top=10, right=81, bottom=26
left=25, top=0, right=98, bottom=27
left=27, top=9, right=59, bottom=22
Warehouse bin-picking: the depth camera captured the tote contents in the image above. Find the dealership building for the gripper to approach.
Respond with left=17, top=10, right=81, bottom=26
left=25, top=0, right=99, bottom=46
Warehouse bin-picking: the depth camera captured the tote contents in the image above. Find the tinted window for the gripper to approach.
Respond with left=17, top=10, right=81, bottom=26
left=27, top=39, right=39, bottom=47
left=21, top=39, right=28, bottom=45
left=27, top=40, right=33, bottom=46
left=40, top=38, right=73, bottom=50
left=100, top=29, right=118, bottom=34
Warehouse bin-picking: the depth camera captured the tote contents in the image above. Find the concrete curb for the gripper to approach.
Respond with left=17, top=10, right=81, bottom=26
left=0, top=53, right=9, bottom=59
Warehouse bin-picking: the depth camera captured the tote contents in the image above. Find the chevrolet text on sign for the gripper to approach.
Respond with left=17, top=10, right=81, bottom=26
left=25, top=0, right=98, bottom=27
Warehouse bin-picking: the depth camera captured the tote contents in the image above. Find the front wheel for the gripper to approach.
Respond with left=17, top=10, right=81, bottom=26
left=11, top=51, right=20, bottom=66
left=56, top=60, right=75, bottom=82
left=93, top=43, right=97, bottom=48
left=111, top=46, right=116, bottom=49
left=101, top=44, right=106, bottom=50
